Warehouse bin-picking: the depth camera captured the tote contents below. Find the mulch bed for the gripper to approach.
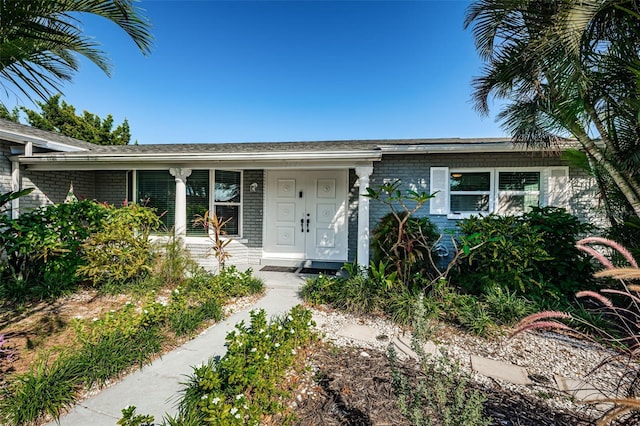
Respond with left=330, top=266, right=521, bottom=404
left=292, top=344, right=597, bottom=426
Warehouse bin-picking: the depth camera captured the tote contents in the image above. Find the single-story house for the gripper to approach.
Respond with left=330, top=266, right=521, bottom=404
left=0, top=118, right=600, bottom=271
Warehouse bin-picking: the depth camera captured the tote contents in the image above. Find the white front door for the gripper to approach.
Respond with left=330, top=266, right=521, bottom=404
left=264, top=170, right=348, bottom=262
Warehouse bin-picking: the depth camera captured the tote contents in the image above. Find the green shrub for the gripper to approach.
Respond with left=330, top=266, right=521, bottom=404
left=372, top=212, right=440, bottom=283
left=301, top=263, right=386, bottom=315
left=524, top=206, right=596, bottom=299
left=454, top=214, right=549, bottom=298
left=455, top=208, right=597, bottom=305
left=183, top=266, right=264, bottom=303
left=0, top=200, right=108, bottom=300
left=482, top=285, right=533, bottom=325
left=216, top=266, right=264, bottom=297
left=385, top=286, right=421, bottom=326
left=152, top=233, right=199, bottom=287
left=127, top=306, right=317, bottom=425
left=77, top=203, right=160, bottom=288
left=299, top=273, right=337, bottom=305
left=365, top=180, right=437, bottom=287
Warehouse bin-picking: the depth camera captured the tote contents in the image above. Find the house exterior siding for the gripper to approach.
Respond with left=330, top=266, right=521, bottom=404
left=95, top=171, right=127, bottom=206
left=0, top=141, right=12, bottom=197
left=242, top=169, right=264, bottom=263
left=20, top=169, right=95, bottom=213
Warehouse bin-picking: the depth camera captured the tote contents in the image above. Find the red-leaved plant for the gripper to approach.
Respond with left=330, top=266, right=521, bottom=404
left=512, top=237, right=640, bottom=425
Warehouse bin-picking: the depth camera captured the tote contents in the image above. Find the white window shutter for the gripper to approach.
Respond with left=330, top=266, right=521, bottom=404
left=430, top=167, right=449, bottom=214
left=546, top=167, right=570, bottom=208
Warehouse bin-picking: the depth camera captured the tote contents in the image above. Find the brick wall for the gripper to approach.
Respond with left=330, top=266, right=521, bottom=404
left=0, top=141, right=12, bottom=196
left=20, top=169, right=95, bottom=213
left=95, top=170, right=127, bottom=206
left=243, top=170, right=264, bottom=248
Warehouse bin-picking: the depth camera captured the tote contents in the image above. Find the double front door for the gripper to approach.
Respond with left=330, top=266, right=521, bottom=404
left=264, top=170, right=348, bottom=262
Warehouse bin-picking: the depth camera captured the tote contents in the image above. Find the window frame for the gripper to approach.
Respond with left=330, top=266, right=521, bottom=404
left=495, top=169, right=541, bottom=216
left=444, top=167, right=548, bottom=219
left=210, top=169, right=243, bottom=238
left=449, top=169, right=494, bottom=215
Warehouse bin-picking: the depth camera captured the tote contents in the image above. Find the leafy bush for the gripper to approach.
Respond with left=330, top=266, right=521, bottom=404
left=454, top=214, right=549, bottom=297
left=454, top=208, right=595, bottom=304
left=366, top=180, right=437, bottom=287
left=525, top=206, right=596, bottom=299
left=125, top=306, right=317, bottom=425
left=372, top=211, right=439, bottom=284
left=77, top=203, right=160, bottom=287
left=0, top=200, right=108, bottom=300
left=301, top=263, right=385, bottom=315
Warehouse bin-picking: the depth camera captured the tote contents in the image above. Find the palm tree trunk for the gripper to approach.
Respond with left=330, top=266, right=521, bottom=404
left=574, top=130, right=640, bottom=220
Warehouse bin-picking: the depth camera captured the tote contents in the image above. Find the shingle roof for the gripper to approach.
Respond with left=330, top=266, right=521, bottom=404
left=0, top=118, right=97, bottom=151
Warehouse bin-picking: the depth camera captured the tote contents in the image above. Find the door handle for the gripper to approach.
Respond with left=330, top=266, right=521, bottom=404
left=306, top=214, right=310, bottom=232
left=300, top=218, right=304, bottom=232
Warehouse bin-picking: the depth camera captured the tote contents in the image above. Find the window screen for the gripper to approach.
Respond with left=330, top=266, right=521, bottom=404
left=186, top=170, right=209, bottom=236
left=137, top=170, right=175, bottom=231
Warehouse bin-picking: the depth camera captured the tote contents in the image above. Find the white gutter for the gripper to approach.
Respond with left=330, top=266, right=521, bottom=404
left=378, top=142, right=520, bottom=153
left=15, top=150, right=382, bottom=163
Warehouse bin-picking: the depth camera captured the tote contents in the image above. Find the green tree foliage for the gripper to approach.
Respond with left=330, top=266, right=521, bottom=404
left=21, top=94, right=131, bottom=145
left=465, top=1, right=640, bottom=220
left=0, top=0, right=152, bottom=102
left=0, top=104, right=19, bottom=122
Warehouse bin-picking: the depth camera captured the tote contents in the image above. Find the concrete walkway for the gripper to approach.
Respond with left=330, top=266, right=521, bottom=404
left=49, top=269, right=305, bottom=426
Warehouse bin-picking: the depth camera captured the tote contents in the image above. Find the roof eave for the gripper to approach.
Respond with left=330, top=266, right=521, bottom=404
left=15, top=150, right=383, bottom=171
left=0, top=129, right=88, bottom=152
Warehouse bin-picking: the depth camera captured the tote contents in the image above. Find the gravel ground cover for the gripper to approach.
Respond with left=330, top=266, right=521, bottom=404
left=293, top=306, right=637, bottom=425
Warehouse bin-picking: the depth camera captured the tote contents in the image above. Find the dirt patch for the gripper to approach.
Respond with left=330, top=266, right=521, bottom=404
left=0, top=290, right=132, bottom=381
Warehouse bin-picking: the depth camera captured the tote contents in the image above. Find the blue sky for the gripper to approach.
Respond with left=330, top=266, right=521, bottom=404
left=6, top=0, right=507, bottom=144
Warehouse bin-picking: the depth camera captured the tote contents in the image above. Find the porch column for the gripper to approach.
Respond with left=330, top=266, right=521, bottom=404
left=10, top=160, right=19, bottom=219
left=355, top=166, right=373, bottom=268
left=169, top=168, right=192, bottom=237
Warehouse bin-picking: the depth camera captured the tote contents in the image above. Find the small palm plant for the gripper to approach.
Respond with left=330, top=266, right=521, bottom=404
left=192, top=210, right=233, bottom=271
left=512, top=237, right=640, bottom=425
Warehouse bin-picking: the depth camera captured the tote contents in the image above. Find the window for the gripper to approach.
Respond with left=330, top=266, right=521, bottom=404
left=137, top=170, right=175, bottom=231
left=496, top=171, right=540, bottom=215
left=135, top=169, right=242, bottom=236
left=214, top=170, right=241, bottom=236
left=429, top=167, right=567, bottom=218
left=186, top=170, right=209, bottom=236
left=450, top=172, right=491, bottom=214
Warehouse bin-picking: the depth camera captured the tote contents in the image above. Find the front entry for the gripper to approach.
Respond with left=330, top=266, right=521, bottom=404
left=264, top=170, right=348, bottom=263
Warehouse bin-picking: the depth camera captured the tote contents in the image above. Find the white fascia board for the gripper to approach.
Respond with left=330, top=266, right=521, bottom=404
left=378, top=143, right=520, bottom=153
left=16, top=150, right=381, bottom=171
left=378, top=142, right=568, bottom=154
left=0, top=129, right=86, bottom=152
